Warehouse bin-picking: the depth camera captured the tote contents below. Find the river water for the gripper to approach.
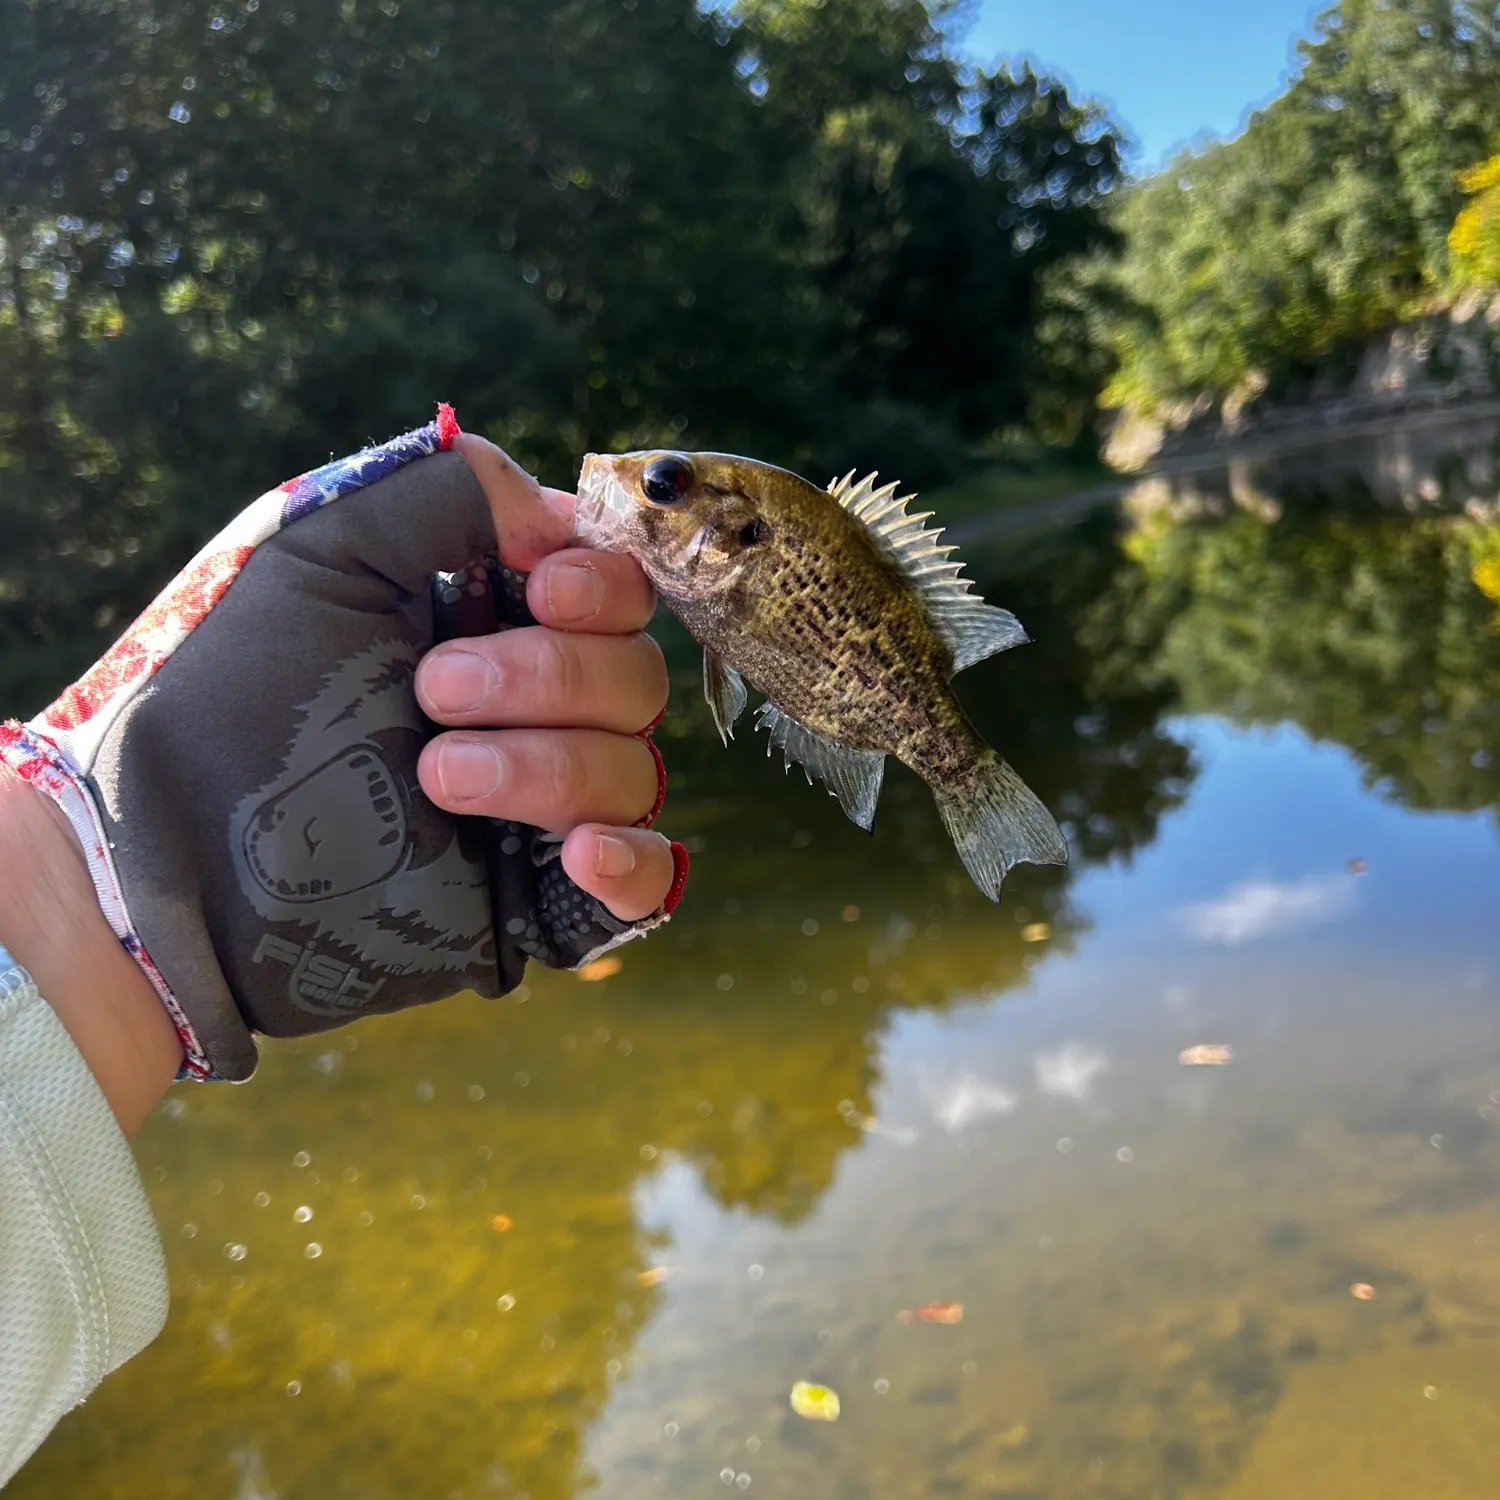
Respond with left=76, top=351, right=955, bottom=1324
left=13, top=418, right=1500, bottom=1499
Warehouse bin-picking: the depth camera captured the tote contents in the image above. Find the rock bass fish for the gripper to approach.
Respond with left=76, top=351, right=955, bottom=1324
left=574, top=451, right=1068, bottom=899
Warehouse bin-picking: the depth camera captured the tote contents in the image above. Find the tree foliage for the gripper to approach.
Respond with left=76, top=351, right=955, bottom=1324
left=1449, top=153, right=1500, bottom=288
left=1101, top=0, right=1500, bottom=419
left=0, top=0, right=1121, bottom=708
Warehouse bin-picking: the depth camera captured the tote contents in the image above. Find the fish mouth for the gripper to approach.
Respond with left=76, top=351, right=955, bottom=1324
left=575, top=452, right=640, bottom=555
left=574, top=454, right=611, bottom=545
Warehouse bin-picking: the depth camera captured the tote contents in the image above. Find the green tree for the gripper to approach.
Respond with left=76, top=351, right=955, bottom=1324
left=738, top=0, right=1121, bottom=471
left=1103, top=0, right=1500, bottom=421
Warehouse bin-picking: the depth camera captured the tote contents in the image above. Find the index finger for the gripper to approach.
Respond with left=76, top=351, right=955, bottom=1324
left=526, top=549, right=657, bottom=634
left=453, top=431, right=576, bottom=572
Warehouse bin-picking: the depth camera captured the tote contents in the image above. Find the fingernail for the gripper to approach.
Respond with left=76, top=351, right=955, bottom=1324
left=546, top=560, right=603, bottom=624
left=436, top=740, right=504, bottom=800
left=421, top=651, right=495, bottom=713
left=595, top=833, right=636, bottom=879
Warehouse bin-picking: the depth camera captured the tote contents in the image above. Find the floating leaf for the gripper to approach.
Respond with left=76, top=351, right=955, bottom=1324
left=1178, top=1044, right=1234, bottom=1066
left=789, top=1381, right=840, bottom=1421
left=576, top=955, right=623, bottom=982
left=896, top=1301, right=964, bottom=1324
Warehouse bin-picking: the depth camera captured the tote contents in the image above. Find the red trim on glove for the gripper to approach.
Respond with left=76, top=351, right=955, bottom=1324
left=637, top=734, right=667, bottom=827
left=45, top=546, right=256, bottom=732
left=436, top=402, right=462, bottom=449
left=634, top=707, right=668, bottom=826
left=664, top=841, right=690, bottom=914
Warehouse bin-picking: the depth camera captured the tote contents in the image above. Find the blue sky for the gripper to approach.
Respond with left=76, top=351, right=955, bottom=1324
left=953, top=0, right=1326, bottom=171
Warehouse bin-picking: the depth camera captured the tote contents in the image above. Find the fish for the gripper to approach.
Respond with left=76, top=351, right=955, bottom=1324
left=574, top=450, right=1068, bottom=899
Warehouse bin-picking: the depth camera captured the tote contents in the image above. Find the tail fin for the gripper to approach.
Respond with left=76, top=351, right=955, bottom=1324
left=934, top=753, right=1068, bottom=901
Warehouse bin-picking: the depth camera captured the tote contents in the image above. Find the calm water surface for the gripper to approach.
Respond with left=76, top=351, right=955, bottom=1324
left=14, top=420, right=1500, bottom=1499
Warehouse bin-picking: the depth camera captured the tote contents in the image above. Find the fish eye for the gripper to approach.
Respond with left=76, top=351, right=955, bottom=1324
left=640, top=454, right=694, bottom=507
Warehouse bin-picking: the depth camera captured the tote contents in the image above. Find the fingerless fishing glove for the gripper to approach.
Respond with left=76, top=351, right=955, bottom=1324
left=0, top=408, right=686, bottom=1081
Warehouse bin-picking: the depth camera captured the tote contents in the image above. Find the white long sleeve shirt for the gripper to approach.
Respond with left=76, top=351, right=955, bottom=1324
left=0, top=946, right=168, bottom=1488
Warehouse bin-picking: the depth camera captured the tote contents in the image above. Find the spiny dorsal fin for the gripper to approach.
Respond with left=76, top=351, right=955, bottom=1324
left=827, top=471, right=1030, bottom=673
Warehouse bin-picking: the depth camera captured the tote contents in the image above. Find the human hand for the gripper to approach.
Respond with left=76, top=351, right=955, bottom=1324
left=417, top=433, right=678, bottom=924
left=0, top=409, right=688, bottom=1085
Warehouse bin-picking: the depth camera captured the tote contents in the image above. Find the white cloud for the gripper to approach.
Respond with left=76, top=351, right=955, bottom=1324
left=1177, top=873, right=1356, bottom=946
left=931, top=1074, right=1018, bottom=1134
left=1034, top=1042, right=1110, bottom=1103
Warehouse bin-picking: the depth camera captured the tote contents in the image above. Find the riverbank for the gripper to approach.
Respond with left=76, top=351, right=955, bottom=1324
left=1104, top=295, right=1500, bottom=473
left=930, top=396, right=1500, bottom=548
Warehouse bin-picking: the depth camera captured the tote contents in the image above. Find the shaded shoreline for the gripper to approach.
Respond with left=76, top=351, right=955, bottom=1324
left=948, top=398, right=1500, bottom=545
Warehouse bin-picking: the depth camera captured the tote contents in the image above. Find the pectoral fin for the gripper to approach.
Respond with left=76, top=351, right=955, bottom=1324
left=703, top=648, right=748, bottom=746
left=756, top=702, right=885, bottom=832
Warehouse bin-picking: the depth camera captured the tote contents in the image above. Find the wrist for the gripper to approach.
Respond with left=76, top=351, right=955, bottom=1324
left=0, top=765, right=183, bottom=1135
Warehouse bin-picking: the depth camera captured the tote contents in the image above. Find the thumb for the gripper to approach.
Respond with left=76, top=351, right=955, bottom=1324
left=269, top=418, right=575, bottom=597
left=452, top=433, right=576, bottom=572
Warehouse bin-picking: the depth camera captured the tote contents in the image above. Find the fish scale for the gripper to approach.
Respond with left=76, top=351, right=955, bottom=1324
left=574, top=448, right=1069, bottom=900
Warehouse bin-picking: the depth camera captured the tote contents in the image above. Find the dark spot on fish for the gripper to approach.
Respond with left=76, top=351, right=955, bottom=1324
left=739, top=517, right=768, bottom=546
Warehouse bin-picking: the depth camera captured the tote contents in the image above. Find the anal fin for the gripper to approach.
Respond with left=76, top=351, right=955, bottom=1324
left=756, top=702, right=885, bottom=832
left=703, top=648, right=748, bottom=745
